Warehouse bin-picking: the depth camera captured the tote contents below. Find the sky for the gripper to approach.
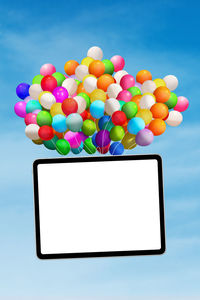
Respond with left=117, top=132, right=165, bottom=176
left=0, top=0, right=200, bottom=299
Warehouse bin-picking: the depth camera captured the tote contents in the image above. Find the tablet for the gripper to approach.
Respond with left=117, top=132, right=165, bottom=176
left=33, top=155, right=165, bottom=259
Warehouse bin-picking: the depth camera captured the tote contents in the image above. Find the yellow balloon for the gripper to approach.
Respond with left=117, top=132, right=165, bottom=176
left=90, top=89, right=107, bottom=103
left=121, top=132, right=137, bottom=149
left=142, top=92, right=156, bottom=100
left=154, top=78, right=166, bottom=88
left=95, top=118, right=100, bottom=131
left=50, top=103, right=65, bottom=117
left=82, top=74, right=96, bottom=84
left=32, top=138, right=43, bottom=145
left=136, top=109, right=152, bottom=125
left=81, top=57, right=94, bottom=67
left=38, top=91, right=51, bottom=103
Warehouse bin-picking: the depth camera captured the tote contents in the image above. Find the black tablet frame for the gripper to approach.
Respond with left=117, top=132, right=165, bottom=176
left=33, top=154, right=165, bottom=259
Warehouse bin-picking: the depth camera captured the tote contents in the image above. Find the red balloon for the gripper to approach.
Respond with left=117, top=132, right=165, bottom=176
left=38, top=125, right=54, bottom=140
left=41, top=75, right=57, bottom=92
left=112, top=111, right=127, bottom=126
left=97, top=144, right=110, bottom=154
left=80, top=110, right=88, bottom=121
left=62, top=98, right=78, bottom=116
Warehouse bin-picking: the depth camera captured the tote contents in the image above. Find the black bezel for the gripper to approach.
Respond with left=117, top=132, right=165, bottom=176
left=33, top=154, right=166, bottom=259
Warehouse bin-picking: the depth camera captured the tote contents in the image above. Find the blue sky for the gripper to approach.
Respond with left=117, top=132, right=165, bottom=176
left=0, top=0, right=200, bottom=299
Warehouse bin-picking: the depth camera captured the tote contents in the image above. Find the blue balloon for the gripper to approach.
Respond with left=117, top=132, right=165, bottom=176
left=26, top=100, right=42, bottom=113
left=71, top=142, right=84, bottom=154
left=52, top=114, right=67, bottom=132
left=16, top=83, right=30, bottom=99
left=90, top=100, right=105, bottom=119
left=127, top=117, right=145, bottom=135
left=98, top=115, right=111, bottom=130
left=92, top=132, right=98, bottom=147
left=109, top=142, right=124, bottom=155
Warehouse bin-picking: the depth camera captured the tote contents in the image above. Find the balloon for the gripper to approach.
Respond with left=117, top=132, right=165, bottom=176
left=127, top=86, right=141, bottom=97
left=105, top=98, right=120, bottom=116
left=77, top=93, right=91, bottom=109
left=98, top=115, right=112, bottom=130
left=53, top=87, right=68, bottom=103
left=127, top=117, right=145, bottom=135
left=52, top=72, right=66, bottom=86
left=135, top=129, right=154, bottom=146
left=40, top=63, right=56, bottom=76
left=90, top=100, right=105, bottom=119
left=112, top=111, right=127, bottom=126
left=150, top=103, right=168, bottom=120
left=74, top=96, right=87, bottom=114
left=97, top=143, right=110, bottom=154
left=89, top=60, right=105, bottom=77
left=97, top=74, right=115, bottom=92
left=117, top=90, right=132, bottom=102
left=29, top=84, right=43, bottom=100
left=56, top=139, right=71, bottom=155
left=165, top=92, right=178, bottom=109
left=71, top=142, right=84, bottom=154
left=107, top=83, right=122, bottom=98
left=14, top=101, right=27, bottom=118
left=174, top=96, right=189, bottom=112
left=141, top=80, right=156, bottom=94
left=40, top=91, right=56, bottom=109
left=136, top=70, right=152, bottom=84
left=37, top=111, right=52, bottom=126
left=140, top=94, right=155, bottom=109
left=114, top=70, right=128, bottom=84
left=32, top=75, right=44, bottom=84
left=41, top=76, right=57, bottom=92
left=163, top=75, right=178, bottom=91
left=38, top=125, right=54, bottom=140
left=26, top=100, right=42, bottom=114
left=90, top=89, right=106, bottom=103
left=95, top=130, right=111, bottom=147
left=52, top=114, right=67, bottom=132
left=110, top=55, right=125, bottom=72
left=120, top=74, right=135, bottom=90
left=153, top=78, right=166, bottom=88
left=66, top=113, right=83, bottom=132
left=25, top=124, right=40, bottom=140
left=136, top=109, right=153, bottom=125
left=148, top=119, right=166, bottom=135
left=166, top=111, right=183, bottom=126
left=61, top=98, right=78, bottom=116
left=16, top=83, right=30, bottom=99
left=43, top=135, right=59, bottom=150
left=64, top=60, right=79, bottom=76
left=122, top=102, right=138, bottom=119
left=83, top=76, right=97, bottom=93
left=110, top=126, right=125, bottom=141
left=64, top=131, right=82, bottom=148
left=121, top=132, right=137, bottom=149
left=102, top=59, right=114, bottom=75
left=50, top=102, right=65, bottom=117
left=109, top=142, right=124, bottom=155
left=81, top=57, right=94, bottom=67
left=153, top=86, right=171, bottom=103
left=75, top=65, right=89, bottom=81
left=62, top=78, right=77, bottom=95
left=84, top=137, right=96, bottom=154
left=82, top=119, right=96, bottom=136
left=24, top=113, right=37, bottom=125
left=130, top=95, right=142, bottom=110
left=87, top=46, right=103, bottom=60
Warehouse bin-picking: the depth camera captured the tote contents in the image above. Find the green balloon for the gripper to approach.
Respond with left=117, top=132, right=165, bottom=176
left=122, top=102, right=138, bottom=119
left=165, top=92, right=178, bottom=109
left=102, top=59, right=114, bottom=75
left=32, top=74, right=44, bottom=84
left=82, top=120, right=96, bottom=136
left=43, top=136, right=58, bottom=150
left=127, top=86, right=141, bottom=97
left=78, top=93, right=91, bottom=109
left=84, top=138, right=96, bottom=154
left=110, top=126, right=125, bottom=141
left=102, top=119, right=114, bottom=131
left=118, top=100, right=126, bottom=110
left=56, top=139, right=70, bottom=155
left=52, top=72, right=66, bottom=86
left=37, top=111, right=52, bottom=126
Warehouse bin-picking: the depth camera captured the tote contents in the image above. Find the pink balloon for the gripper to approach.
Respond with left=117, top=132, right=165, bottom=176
left=120, top=74, right=135, bottom=89
left=110, top=55, right=125, bottom=72
left=174, top=96, right=189, bottom=112
left=14, top=101, right=26, bottom=118
left=53, top=87, right=68, bottom=103
left=117, top=90, right=132, bottom=102
left=64, top=131, right=82, bottom=148
left=40, top=63, right=56, bottom=76
left=24, top=113, right=37, bottom=125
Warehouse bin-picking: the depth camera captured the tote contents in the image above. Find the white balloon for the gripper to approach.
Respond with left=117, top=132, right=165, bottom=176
left=163, top=75, right=178, bottom=91
left=140, top=95, right=155, bottom=109
left=87, top=46, right=103, bottom=60
left=166, top=111, right=183, bottom=126
left=141, top=80, right=157, bottom=94
left=74, top=96, right=86, bottom=114
left=25, top=124, right=40, bottom=140
left=83, top=77, right=97, bottom=93
left=75, top=65, right=89, bottom=81
left=40, top=92, right=56, bottom=109
left=114, top=70, right=128, bottom=84
left=107, top=83, right=122, bottom=98
left=29, top=84, right=43, bottom=100
left=105, top=98, right=120, bottom=116
left=62, top=78, right=77, bottom=95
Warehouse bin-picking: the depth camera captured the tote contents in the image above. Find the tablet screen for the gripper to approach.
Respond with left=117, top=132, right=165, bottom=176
left=33, top=155, right=165, bottom=259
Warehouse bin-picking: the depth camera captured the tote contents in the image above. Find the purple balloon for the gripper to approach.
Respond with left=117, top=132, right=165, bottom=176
left=135, top=129, right=154, bottom=146
left=95, top=130, right=111, bottom=147
left=24, top=96, right=32, bottom=103
left=79, top=131, right=88, bottom=142
left=70, top=74, right=78, bottom=80
left=32, top=109, right=41, bottom=115
left=16, top=83, right=30, bottom=99
left=134, top=82, right=142, bottom=89
left=53, top=87, right=68, bottom=103
left=14, top=101, right=27, bottom=118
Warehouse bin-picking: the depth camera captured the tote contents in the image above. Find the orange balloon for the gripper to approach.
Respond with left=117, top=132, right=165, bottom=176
left=136, top=70, right=152, bottom=84
left=130, top=95, right=142, bottom=110
left=150, top=103, right=168, bottom=119
left=149, top=119, right=166, bottom=136
left=64, top=60, right=79, bottom=76
left=153, top=86, right=171, bottom=103
left=87, top=112, right=96, bottom=122
left=89, top=60, right=105, bottom=78
left=53, top=129, right=64, bottom=139
left=77, top=82, right=90, bottom=96
left=97, top=74, right=115, bottom=92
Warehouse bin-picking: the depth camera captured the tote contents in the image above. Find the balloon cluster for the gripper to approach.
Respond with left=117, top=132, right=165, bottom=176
left=14, top=46, right=189, bottom=156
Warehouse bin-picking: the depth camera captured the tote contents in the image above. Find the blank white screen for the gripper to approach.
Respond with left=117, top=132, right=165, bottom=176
left=37, top=159, right=161, bottom=254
